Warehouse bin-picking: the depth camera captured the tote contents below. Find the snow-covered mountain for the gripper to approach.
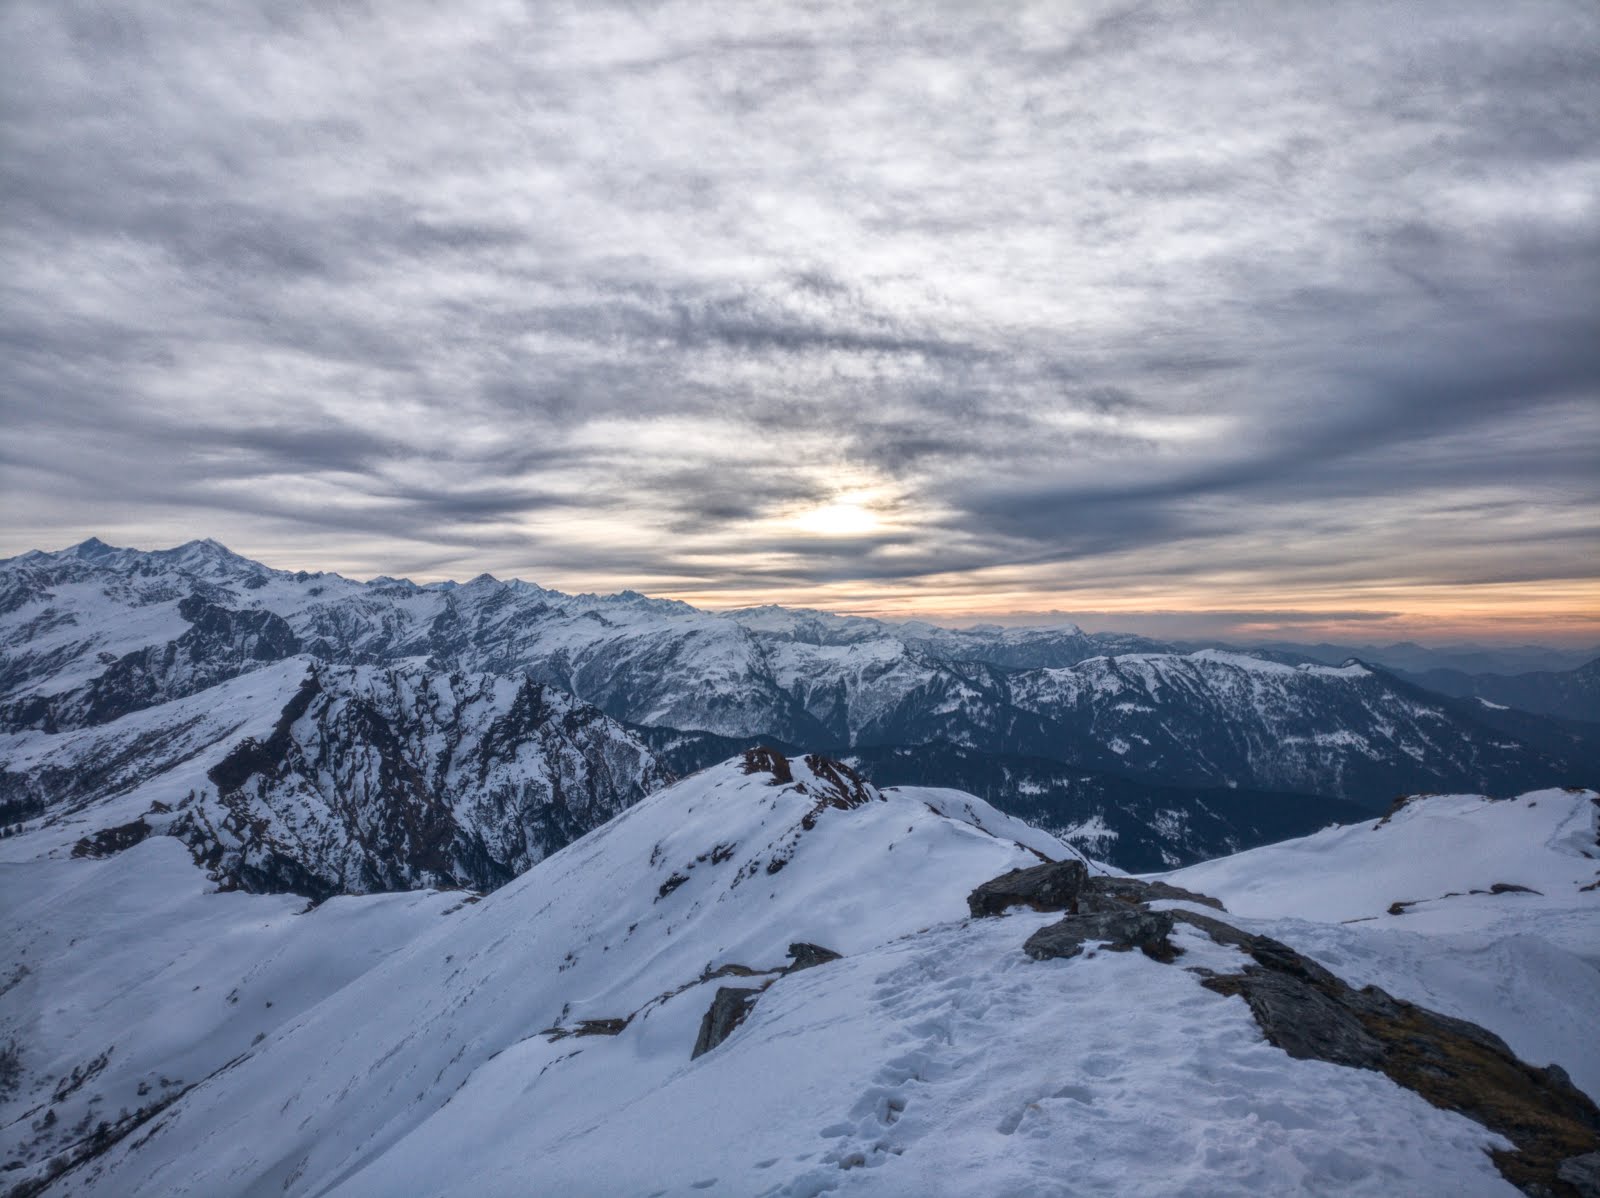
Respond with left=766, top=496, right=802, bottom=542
left=2, top=753, right=1595, bottom=1196
left=1005, top=649, right=1592, bottom=801
left=3, top=539, right=1588, bottom=819
left=3, top=654, right=665, bottom=897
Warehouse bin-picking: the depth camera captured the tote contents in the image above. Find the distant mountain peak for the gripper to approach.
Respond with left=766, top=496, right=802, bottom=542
left=68, top=535, right=121, bottom=558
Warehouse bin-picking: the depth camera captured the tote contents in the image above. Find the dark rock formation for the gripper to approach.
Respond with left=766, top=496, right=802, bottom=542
left=1181, top=911, right=1600, bottom=1197
left=1081, top=875, right=1227, bottom=912
left=742, top=746, right=793, bottom=785
left=1558, top=1151, right=1600, bottom=1197
left=802, top=755, right=875, bottom=810
left=967, top=863, right=1224, bottom=919
left=1023, top=908, right=1178, bottom=963
left=71, top=818, right=152, bottom=859
left=785, top=943, right=841, bottom=972
left=691, top=986, right=764, bottom=1059
left=967, top=860, right=1089, bottom=917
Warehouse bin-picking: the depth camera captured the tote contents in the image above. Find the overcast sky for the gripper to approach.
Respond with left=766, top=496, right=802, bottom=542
left=3, top=0, right=1597, bottom=642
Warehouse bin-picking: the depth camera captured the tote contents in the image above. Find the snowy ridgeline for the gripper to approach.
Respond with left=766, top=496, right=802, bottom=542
left=3, top=538, right=1591, bottom=823
left=1, top=752, right=1596, bottom=1197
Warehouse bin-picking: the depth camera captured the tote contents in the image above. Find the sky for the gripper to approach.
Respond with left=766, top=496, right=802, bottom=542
left=2, top=0, right=1597, bottom=645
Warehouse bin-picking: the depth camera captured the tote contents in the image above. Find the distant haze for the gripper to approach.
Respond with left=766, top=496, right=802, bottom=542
left=3, top=1, right=1597, bottom=642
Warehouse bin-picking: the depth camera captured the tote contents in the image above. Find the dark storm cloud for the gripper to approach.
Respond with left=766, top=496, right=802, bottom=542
left=1, top=0, right=1597, bottom=617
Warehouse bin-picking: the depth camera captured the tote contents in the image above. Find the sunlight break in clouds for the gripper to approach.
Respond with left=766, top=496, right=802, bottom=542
left=1, top=0, right=1596, bottom=642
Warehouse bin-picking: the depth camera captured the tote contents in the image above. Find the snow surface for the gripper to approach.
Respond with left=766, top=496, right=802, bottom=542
left=5, top=762, right=1590, bottom=1196
left=1165, top=788, right=1600, bottom=1100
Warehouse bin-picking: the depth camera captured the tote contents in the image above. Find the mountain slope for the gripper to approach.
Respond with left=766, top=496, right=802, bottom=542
left=1166, top=788, right=1600, bottom=1103
left=3, top=759, right=1593, bottom=1197
left=1400, top=658, right=1600, bottom=724
left=3, top=656, right=665, bottom=897
left=1006, top=650, right=1586, bottom=804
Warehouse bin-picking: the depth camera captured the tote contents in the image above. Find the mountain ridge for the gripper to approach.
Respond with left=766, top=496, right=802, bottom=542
left=4, top=540, right=1590, bottom=819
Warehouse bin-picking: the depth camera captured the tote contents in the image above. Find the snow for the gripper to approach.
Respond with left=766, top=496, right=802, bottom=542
left=5, top=762, right=1584, bottom=1196
left=1164, top=788, right=1600, bottom=1100
left=0, top=838, right=457, bottom=1173
left=335, top=917, right=1514, bottom=1198
left=1165, top=789, right=1598, bottom=928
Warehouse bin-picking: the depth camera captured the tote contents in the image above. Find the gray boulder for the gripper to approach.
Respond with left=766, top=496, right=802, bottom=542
left=1083, top=875, right=1227, bottom=911
left=967, top=860, right=1088, bottom=917
left=1022, top=908, right=1177, bottom=962
left=785, top=943, right=841, bottom=972
left=1559, top=1151, right=1600, bottom=1197
left=691, top=986, right=763, bottom=1059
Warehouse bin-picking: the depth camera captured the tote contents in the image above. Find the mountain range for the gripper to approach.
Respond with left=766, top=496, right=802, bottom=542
left=3, top=539, right=1599, bottom=1195
left=2, top=538, right=1594, bottom=892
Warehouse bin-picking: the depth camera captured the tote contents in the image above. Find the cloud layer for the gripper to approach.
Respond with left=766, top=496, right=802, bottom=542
left=3, top=0, right=1597, bottom=637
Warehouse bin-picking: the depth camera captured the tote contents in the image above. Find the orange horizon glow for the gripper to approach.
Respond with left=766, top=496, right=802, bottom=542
left=651, top=576, right=1600, bottom=646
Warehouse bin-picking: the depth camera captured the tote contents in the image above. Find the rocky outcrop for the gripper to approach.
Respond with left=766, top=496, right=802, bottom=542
left=1022, top=908, right=1178, bottom=963
left=742, top=746, right=793, bottom=785
left=1181, top=910, right=1600, bottom=1198
left=688, top=942, right=844, bottom=1059
left=966, top=859, right=1600, bottom=1197
left=70, top=818, right=153, bottom=859
left=966, top=864, right=1225, bottom=919
left=785, top=943, right=841, bottom=972
left=967, top=860, right=1088, bottom=917
left=1082, top=875, right=1227, bottom=911
left=1559, top=1151, right=1600, bottom=1197
left=691, top=987, right=764, bottom=1059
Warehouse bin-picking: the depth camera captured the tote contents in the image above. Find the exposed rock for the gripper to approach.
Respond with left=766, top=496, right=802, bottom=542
left=1558, top=1151, right=1600, bottom=1197
left=742, top=746, right=792, bottom=785
left=1083, top=875, right=1227, bottom=912
left=541, top=1017, right=630, bottom=1041
left=1187, top=913, right=1600, bottom=1197
left=691, top=986, right=764, bottom=1059
left=785, top=943, right=841, bottom=972
left=1376, top=793, right=1427, bottom=826
left=967, top=860, right=1088, bottom=917
left=572, top=1018, right=628, bottom=1038
left=1204, top=966, right=1387, bottom=1069
left=1023, top=908, right=1177, bottom=963
left=1491, top=882, right=1543, bottom=896
left=967, top=864, right=1225, bottom=919
left=796, top=756, right=880, bottom=831
left=802, top=755, right=875, bottom=810
left=71, top=818, right=152, bottom=859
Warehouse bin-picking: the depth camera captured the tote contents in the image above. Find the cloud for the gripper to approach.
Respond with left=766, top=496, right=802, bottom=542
left=1, top=0, right=1597, bottom=638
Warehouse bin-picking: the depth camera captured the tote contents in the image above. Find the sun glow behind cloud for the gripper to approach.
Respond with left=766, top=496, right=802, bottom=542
left=2, top=0, right=1597, bottom=645
left=788, top=497, right=884, bottom=538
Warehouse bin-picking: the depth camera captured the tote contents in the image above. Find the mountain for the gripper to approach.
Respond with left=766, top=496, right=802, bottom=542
left=4, top=540, right=1589, bottom=823
left=2, top=753, right=1595, bottom=1196
left=1397, top=658, right=1600, bottom=724
left=1229, top=639, right=1600, bottom=677
left=1004, top=649, right=1595, bottom=804
left=4, top=654, right=665, bottom=898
